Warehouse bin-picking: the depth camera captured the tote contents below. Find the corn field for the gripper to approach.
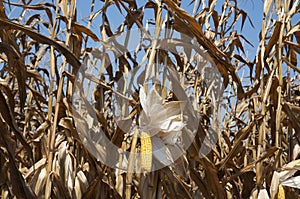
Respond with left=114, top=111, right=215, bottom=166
left=0, top=0, right=299, bottom=198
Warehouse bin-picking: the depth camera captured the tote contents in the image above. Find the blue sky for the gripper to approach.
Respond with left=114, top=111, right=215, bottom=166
left=3, top=0, right=264, bottom=62
left=76, top=0, right=265, bottom=91
left=4, top=0, right=265, bottom=89
left=76, top=0, right=264, bottom=60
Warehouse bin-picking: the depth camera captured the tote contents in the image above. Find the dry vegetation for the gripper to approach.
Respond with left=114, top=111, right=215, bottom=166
left=0, top=0, right=300, bottom=198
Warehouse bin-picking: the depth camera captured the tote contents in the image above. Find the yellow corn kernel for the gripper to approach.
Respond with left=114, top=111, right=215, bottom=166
left=140, top=131, right=152, bottom=172
left=277, top=185, right=285, bottom=199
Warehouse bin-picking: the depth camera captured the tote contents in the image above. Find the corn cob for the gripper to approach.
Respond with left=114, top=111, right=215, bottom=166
left=140, top=131, right=152, bottom=172
left=277, top=185, right=285, bottom=199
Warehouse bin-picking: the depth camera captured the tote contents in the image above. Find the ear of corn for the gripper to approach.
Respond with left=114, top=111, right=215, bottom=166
left=140, top=131, right=152, bottom=172
left=277, top=185, right=285, bottom=199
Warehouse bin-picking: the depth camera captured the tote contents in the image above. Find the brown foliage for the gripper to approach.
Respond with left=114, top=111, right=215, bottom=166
left=0, top=0, right=299, bottom=198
